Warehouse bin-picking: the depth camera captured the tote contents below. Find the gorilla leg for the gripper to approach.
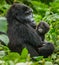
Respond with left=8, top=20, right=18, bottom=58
left=37, top=42, right=54, bottom=57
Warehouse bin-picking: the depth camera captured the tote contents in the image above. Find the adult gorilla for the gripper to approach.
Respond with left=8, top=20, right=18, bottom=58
left=6, top=3, right=54, bottom=57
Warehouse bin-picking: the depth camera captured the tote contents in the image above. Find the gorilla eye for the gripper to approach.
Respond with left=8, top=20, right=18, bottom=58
left=25, top=12, right=30, bottom=15
left=25, top=11, right=32, bottom=15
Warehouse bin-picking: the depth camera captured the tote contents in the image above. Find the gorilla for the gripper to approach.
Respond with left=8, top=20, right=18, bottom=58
left=36, top=21, right=50, bottom=41
left=6, top=3, right=54, bottom=57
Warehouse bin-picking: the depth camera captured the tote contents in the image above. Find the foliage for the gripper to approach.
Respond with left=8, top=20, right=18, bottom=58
left=0, top=0, right=59, bottom=65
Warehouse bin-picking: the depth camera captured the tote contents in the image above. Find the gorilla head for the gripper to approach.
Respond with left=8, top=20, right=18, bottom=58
left=37, top=21, right=50, bottom=35
left=7, top=3, right=36, bottom=28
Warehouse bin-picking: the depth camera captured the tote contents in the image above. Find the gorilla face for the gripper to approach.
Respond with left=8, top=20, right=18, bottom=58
left=7, top=3, right=36, bottom=28
left=11, top=3, right=34, bottom=23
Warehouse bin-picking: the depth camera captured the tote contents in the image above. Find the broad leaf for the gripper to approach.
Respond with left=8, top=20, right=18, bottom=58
left=0, top=34, right=9, bottom=45
left=0, top=17, right=7, bottom=33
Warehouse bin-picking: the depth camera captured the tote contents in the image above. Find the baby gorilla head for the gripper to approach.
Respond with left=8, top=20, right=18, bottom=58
left=37, top=21, right=50, bottom=35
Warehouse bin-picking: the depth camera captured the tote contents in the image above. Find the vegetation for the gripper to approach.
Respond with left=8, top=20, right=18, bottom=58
left=0, top=0, right=59, bottom=65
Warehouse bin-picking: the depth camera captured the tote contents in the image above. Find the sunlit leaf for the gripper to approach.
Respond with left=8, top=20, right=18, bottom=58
left=0, top=17, right=7, bottom=33
left=21, top=48, right=28, bottom=59
left=0, top=34, right=9, bottom=45
left=44, top=61, right=53, bottom=65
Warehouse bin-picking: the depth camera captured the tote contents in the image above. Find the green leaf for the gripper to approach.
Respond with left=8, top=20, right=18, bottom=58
left=44, top=61, right=53, bottom=65
left=33, top=56, right=43, bottom=61
left=3, top=52, right=20, bottom=62
left=21, top=48, right=28, bottom=59
left=0, top=34, right=9, bottom=45
left=55, top=59, right=59, bottom=64
left=0, top=17, right=7, bottom=33
left=56, top=40, right=59, bottom=46
left=0, top=51, right=6, bottom=58
left=7, top=61, right=15, bottom=65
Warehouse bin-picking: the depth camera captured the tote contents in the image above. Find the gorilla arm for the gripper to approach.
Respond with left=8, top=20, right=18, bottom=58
left=21, top=24, right=43, bottom=47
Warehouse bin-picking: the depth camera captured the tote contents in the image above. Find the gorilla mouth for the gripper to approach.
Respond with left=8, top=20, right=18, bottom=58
left=38, top=28, right=43, bottom=33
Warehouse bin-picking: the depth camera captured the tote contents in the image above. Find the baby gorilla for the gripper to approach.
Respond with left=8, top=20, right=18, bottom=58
left=36, top=21, right=50, bottom=41
left=36, top=21, right=54, bottom=57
